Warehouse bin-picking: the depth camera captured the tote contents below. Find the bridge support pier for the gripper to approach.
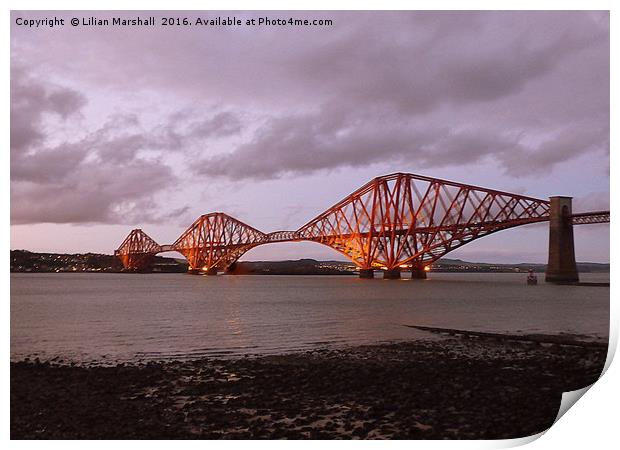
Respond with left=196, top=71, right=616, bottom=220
left=204, top=268, right=218, bottom=276
left=411, top=264, right=427, bottom=279
left=545, top=196, right=579, bottom=283
left=187, top=268, right=201, bottom=275
left=383, top=269, right=401, bottom=279
left=224, top=262, right=238, bottom=275
left=359, top=269, right=374, bottom=279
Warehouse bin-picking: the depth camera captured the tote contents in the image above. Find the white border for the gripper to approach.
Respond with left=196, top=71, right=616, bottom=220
left=4, top=1, right=616, bottom=448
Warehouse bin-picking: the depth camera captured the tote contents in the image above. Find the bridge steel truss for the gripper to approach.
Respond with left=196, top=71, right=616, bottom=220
left=115, top=229, right=162, bottom=271
left=114, top=172, right=608, bottom=273
left=295, top=173, right=550, bottom=270
left=570, top=211, right=610, bottom=225
left=172, top=213, right=267, bottom=272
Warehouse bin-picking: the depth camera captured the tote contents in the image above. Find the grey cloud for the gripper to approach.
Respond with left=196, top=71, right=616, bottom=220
left=46, top=89, right=87, bottom=118
left=11, top=145, right=179, bottom=225
left=10, top=69, right=246, bottom=224
left=194, top=110, right=450, bottom=179
left=182, top=11, right=609, bottom=181
left=281, top=12, right=607, bottom=116
left=189, top=112, right=243, bottom=139
left=11, top=159, right=175, bottom=224
left=497, top=122, right=609, bottom=177
left=12, top=143, right=88, bottom=183
left=10, top=65, right=86, bottom=153
left=13, top=12, right=606, bottom=112
left=10, top=57, right=252, bottom=224
left=194, top=104, right=607, bottom=180
left=10, top=11, right=609, bottom=225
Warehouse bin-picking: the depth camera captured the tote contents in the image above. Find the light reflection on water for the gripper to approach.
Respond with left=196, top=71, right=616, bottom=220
left=10, top=272, right=609, bottom=362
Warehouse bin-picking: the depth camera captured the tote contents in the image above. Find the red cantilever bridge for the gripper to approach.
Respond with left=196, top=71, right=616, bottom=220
left=115, top=173, right=609, bottom=282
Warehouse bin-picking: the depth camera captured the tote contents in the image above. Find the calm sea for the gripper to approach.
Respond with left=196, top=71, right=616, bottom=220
left=10, top=272, right=609, bottom=363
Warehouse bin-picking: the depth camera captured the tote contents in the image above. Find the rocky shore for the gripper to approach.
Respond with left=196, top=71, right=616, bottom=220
left=11, top=334, right=607, bottom=439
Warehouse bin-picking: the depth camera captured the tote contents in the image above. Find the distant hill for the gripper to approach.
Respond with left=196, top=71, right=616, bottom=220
left=10, top=250, right=187, bottom=273
left=229, top=259, right=356, bottom=275
left=434, top=258, right=609, bottom=273
left=10, top=250, right=609, bottom=274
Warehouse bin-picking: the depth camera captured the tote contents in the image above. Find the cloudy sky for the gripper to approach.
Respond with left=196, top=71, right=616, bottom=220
left=10, top=11, right=609, bottom=263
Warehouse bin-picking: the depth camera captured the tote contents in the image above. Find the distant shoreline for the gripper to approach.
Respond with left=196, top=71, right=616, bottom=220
left=9, top=250, right=611, bottom=274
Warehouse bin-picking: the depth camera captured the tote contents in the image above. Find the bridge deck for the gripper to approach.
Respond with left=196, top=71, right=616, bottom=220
left=571, top=211, right=610, bottom=225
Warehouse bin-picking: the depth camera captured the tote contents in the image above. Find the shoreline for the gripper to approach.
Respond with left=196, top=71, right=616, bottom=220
left=406, top=326, right=609, bottom=348
left=11, top=332, right=607, bottom=439
left=11, top=326, right=609, bottom=366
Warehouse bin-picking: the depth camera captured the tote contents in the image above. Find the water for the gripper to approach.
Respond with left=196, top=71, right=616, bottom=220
left=11, top=272, right=609, bottom=363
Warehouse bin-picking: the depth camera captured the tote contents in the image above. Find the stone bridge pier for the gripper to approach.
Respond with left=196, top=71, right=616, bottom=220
left=545, top=196, right=579, bottom=283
